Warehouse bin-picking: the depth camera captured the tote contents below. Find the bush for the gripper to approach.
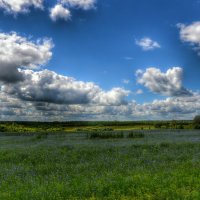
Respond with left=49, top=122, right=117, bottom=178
left=0, top=126, right=6, bottom=132
left=155, top=124, right=162, bottom=129
left=127, top=131, right=145, bottom=139
left=88, top=131, right=123, bottom=139
left=193, top=115, right=200, bottom=129
left=160, top=142, right=170, bottom=148
left=35, top=132, right=48, bottom=140
left=177, top=125, right=184, bottom=129
left=194, top=115, right=200, bottom=124
left=194, top=124, right=200, bottom=129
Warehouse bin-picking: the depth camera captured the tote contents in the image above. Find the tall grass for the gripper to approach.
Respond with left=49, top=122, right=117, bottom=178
left=127, top=131, right=145, bottom=138
left=88, top=131, right=145, bottom=139
left=88, top=131, right=124, bottom=139
left=0, top=132, right=200, bottom=199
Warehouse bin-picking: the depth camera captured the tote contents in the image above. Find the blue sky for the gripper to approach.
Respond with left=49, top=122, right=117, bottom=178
left=0, top=0, right=200, bottom=121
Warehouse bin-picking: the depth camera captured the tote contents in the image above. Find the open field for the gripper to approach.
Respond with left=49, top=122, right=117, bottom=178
left=1, top=130, right=200, bottom=199
left=0, top=120, right=195, bottom=133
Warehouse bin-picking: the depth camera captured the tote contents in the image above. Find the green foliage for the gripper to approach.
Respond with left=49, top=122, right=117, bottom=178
left=76, top=127, right=114, bottom=132
left=35, top=132, right=49, bottom=140
left=154, top=123, right=162, bottom=128
left=194, top=124, right=200, bottom=129
left=177, top=124, right=184, bottom=129
left=194, top=115, right=200, bottom=125
left=88, top=131, right=124, bottom=139
left=0, top=120, right=195, bottom=135
left=193, top=115, right=200, bottom=129
left=127, top=131, right=145, bottom=138
left=0, top=126, right=6, bottom=132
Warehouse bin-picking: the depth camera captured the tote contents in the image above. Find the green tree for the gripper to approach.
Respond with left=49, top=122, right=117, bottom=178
left=193, top=115, right=200, bottom=129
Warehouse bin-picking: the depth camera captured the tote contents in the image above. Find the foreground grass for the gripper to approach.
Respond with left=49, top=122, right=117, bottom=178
left=0, top=131, right=200, bottom=199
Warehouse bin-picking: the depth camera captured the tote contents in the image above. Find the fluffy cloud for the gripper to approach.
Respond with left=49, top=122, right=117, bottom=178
left=49, top=0, right=96, bottom=21
left=61, top=0, right=96, bottom=10
left=0, top=0, right=96, bottom=21
left=50, top=4, right=71, bottom=22
left=0, top=65, right=199, bottom=121
left=178, top=22, right=200, bottom=44
left=0, top=66, right=199, bottom=121
left=178, top=22, right=200, bottom=55
left=139, top=94, right=200, bottom=119
left=136, top=37, right=160, bottom=51
left=92, top=88, right=130, bottom=106
left=136, top=67, right=192, bottom=97
left=0, top=32, right=53, bottom=83
left=135, top=89, right=143, bottom=95
left=122, top=79, right=130, bottom=84
left=0, top=32, right=128, bottom=108
left=2, top=69, right=129, bottom=106
left=0, top=0, right=43, bottom=14
left=1, top=89, right=200, bottom=121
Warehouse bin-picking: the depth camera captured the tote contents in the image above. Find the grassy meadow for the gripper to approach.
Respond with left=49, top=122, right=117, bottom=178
left=0, top=128, right=200, bottom=199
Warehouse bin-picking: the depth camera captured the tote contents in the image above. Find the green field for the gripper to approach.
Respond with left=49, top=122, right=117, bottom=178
left=1, top=130, right=200, bottom=199
left=0, top=120, right=195, bottom=133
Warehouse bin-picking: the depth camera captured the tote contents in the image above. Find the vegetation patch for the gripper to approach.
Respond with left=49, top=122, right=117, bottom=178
left=88, top=131, right=124, bottom=139
left=0, top=132, right=200, bottom=199
left=127, top=131, right=145, bottom=139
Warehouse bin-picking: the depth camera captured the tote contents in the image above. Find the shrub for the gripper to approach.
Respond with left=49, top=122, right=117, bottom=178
left=0, top=126, right=6, bottom=132
left=155, top=123, right=162, bottom=129
left=88, top=131, right=124, bottom=139
left=160, top=142, right=170, bottom=148
left=194, top=115, right=200, bottom=124
left=193, top=115, right=200, bottom=129
left=35, top=132, right=48, bottom=140
left=177, top=125, right=184, bottom=129
left=127, top=131, right=145, bottom=139
left=194, top=124, right=200, bottom=129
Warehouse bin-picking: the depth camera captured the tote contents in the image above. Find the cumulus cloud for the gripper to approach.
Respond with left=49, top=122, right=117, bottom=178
left=49, top=0, right=96, bottom=21
left=135, top=89, right=143, bottom=95
left=2, top=69, right=129, bottom=106
left=0, top=67, right=199, bottom=121
left=140, top=94, right=200, bottom=119
left=0, top=32, right=53, bottom=83
left=93, top=88, right=130, bottom=106
left=0, top=0, right=43, bottom=14
left=50, top=4, right=71, bottom=22
left=124, top=57, right=133, bottom=61
left=61, top=0, right=96, bottom=10
left=136, top=37, right=160, bottom=51
left=178, top=22, right=200, bottom=55
left=1, top=88, right=200, bottom=121
left=136, top=67, right=192, bottom=97
left=122, top=79, right=130, bottom=84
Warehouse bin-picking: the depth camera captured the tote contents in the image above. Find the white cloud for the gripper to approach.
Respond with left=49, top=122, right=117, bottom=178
left=49, top=0, right=96, bottom=22
left=136, top=67, right=192, bottom=97
left=61, top=0, right=96, bottom=10
left=50, top=4, right=71, bottom=22
left=136, top=37, right=160, bottom=51
left=124, top=57, right=134, bottom=61
left=3, top=69, right=129, bottom=106
left=139, top=94, right=200, bottom=119
left=135, top=89, right=143, bottom=95
left=122, top=79, right=130, bottom=84
left=0, top=65, right=199, bottom=120
left=93, top=87, right=130, bottom=106
left=178, top=22, right=200, bottom=44
left=1, top=89, right=200, bottom=121
left=0, top=32, right=53, bottom=83
left=178, top=22, right=200, bottom=55
left=0, top=32, right=129, bottom=108
left=0, top=0, right=43, bottom=14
